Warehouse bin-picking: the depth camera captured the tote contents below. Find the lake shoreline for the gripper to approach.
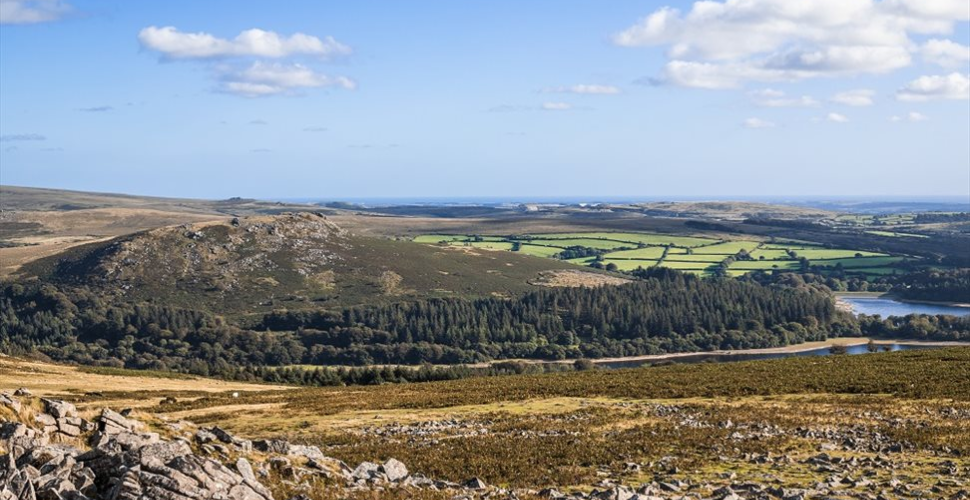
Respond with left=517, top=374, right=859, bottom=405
left=835, top=292, right=970, bottom=309
left=585, top=338, right=970, bottom=366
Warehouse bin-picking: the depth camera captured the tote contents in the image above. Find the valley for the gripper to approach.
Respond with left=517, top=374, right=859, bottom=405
left=3, top=3, right=969, bottom=498
left=1, top=186, right=969, bottom=500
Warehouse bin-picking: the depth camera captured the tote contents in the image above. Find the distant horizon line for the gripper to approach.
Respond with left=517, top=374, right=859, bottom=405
left=2, top=184, right=969, bottom=207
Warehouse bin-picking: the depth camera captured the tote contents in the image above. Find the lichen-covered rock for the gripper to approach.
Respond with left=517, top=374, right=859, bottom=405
left=382, top=458, right=409, bottom=482
left=2, top=409, right=275, bottom=500
left=0, top=393, right=21, bottom=412
left=41, top=399, right=77, bottom=419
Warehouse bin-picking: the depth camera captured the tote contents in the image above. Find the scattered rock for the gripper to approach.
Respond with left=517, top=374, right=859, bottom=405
left=41, top=398, right=77, bottom=419
left=465, top=477, right=488, bottom=489
left=382, top=458, right=409, bottom=482
left=0, top=393, right=20, bottom=412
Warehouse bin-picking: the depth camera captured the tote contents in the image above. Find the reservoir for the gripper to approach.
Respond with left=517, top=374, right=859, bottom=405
left=598, top=342, right=941, bottom=369
left=839, top=296, right=970, bottom=317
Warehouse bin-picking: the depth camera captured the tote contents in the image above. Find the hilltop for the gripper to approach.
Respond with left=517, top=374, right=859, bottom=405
left=17, top=212, right=576, bottom=313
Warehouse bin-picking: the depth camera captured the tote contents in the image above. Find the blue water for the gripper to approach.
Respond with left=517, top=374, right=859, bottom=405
left=599, top=343, right=937, bottom=369
left=840, top=296, right=970, bottom=317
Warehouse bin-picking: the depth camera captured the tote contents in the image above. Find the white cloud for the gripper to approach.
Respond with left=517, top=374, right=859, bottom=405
left=541, top=102, right=572, bottom=110
left=219, top=62, right=356, bottom=97
left=827, top=112, right=849, bottom=123
left=907, top=111, right=928, bottom=121
left=831, top=89, right=876, bottom=106
left=659, top=61, right=794, bottom=89
left=921, top=39, right=970, bottom=68
left=0, top=0, right=71, bottom=24
left=896, top=72, right=970, bottom=101
left=542, top=84, right=621, bottom=95
left=748, top=88, right=818, bottom=107
left=138, top=26, right=351, bottom=60
left=743, top=117, right=776, bottom=129
left=890, top=111, right=929, bottom=122
left=614, top=0, right=967, bottom=88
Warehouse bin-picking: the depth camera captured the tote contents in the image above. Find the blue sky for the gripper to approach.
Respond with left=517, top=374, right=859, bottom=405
left=1, top=0, right=968, bottom=199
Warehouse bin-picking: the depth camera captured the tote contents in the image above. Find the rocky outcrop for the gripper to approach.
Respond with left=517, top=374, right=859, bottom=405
left=1, top=395, right=274, bottom=500
left=10, top=391, right=938, bottom=500
left=0, top=393, right=425, bottom=500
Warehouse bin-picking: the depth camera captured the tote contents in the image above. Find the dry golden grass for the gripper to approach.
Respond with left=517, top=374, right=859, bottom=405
left=0, top=356, right=288, bottom=416
left=0, top=208, right=227, bottom=275
left=2, top=353, right=968, bottom=494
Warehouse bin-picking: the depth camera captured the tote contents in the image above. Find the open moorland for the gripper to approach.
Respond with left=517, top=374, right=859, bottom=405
left=2, top=348, right=970, bottom=499
left=1, top=187, right=970, bottom=500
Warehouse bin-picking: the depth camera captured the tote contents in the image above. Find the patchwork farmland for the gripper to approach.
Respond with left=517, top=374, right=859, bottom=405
left=414, top=231, right=916, bottom=277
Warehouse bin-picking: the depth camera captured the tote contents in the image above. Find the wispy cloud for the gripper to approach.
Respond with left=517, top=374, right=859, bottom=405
left=138, top=26, right=351, bottom=60
left=742, top=117, right=776, bottom=129
left=890, top=112, right=929, bottom=123
left=78, top=105, right=113, bottom=112
left=826, top=112, right=849, bottom=123
left=487, top=104, right=533, bottom=113
left=831, top=89, right=875, bottom=107
left=0, top=133, right=45, bottom=142
left=896, top=73, right=970, bottom=102
left=218, top=62, right=356, bottom=97
left=248, top=119, right=268, bottom=125
left=303, top=126, right=328, bottom=132
left=0, top=0, right=72, bottom=25
left=541, top=102, right=572, bottom=111
left=748, top=89, right=817, bottom=107
left=250, top=148, right=273, bottom=153
left=541, top=84, right=621, bottom=95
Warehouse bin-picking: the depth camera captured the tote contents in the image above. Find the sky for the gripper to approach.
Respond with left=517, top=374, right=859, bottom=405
left=0, top=0, right=968, bottom=200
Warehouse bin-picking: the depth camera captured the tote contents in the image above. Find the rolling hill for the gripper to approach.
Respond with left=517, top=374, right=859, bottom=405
left=18, top=212, right=576, bottom=314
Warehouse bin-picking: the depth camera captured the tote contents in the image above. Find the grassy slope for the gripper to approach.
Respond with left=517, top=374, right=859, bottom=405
left=8, top=348, right=966, bottom=494
left=18, top=214, right=574, bottom=313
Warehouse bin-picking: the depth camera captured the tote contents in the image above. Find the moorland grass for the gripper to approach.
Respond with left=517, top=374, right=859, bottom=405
left=160, top=348, right=970, bottom=416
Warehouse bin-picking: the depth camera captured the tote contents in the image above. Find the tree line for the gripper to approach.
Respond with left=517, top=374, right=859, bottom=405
left=2, top=268, right=968, bottom=385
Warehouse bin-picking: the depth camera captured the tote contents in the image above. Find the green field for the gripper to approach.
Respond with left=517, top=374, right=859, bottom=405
left=662, top=260, right=718, bottom=271
left=663, top=254, right=727, bottom=263
left=761, top=244, right=824, bottom=251
left=601, top=247, right=667, bottom=260
left=748, top=248, right=793, bottom=260
left=691, top=241, right=761, bottom=255
left=520, top=238, right=633, bottom=250
left=515, top=244, right=564, bottom=258
left=527, top=232, right=718, bottom=247
left=412, top=234, right=471, bottom=244
left=414, top=231, right=915, bottom=278
left=729, top=260, right=802, bottom=270
left=602, top=259, right=658, bottom=271
left=834, top=214, right=917, bottom=226
left=448, top=241, right=515, bottom=251
left=790, top=248, right=886, bottom=259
